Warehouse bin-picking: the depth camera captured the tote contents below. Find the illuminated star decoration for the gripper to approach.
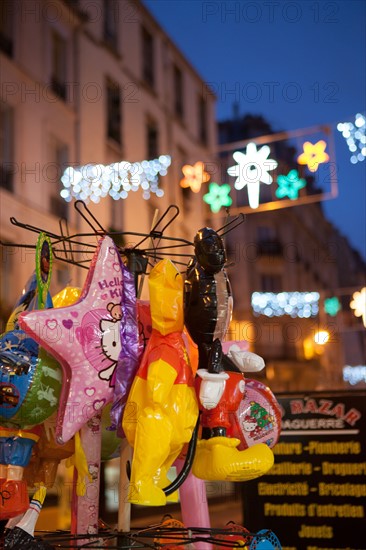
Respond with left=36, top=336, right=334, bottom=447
left=297, top=140, right=329, bottom=173
left=180, top=161, right=210, bottom=193
left=203, top=182, right=232, bottom=213
left=337, top=113, right=366, bottom=164
left=19, top=237, right=123, bottom=443
left=350, top=287, right=366, bottom=327
left=275, top=169, right=306, bottom=200
left=324, top=296, right=341, bottom=317
left=227, top=143, right=278, bottom=209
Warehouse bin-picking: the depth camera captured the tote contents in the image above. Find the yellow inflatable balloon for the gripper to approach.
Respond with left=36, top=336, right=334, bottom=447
left=123, top=260, right=199, bottom=506
left=52, top=286, right=81, bottom=308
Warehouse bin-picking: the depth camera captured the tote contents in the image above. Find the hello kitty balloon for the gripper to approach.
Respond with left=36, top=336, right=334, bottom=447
left=19, top=237, right=124, bottom=443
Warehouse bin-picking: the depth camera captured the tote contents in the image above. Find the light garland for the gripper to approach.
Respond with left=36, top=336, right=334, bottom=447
left=251, top=291, right=320, bottom=318
left=60, top=156, right=172, bottom=203
left=337, top=113, right=366, bottom=164
left=343, top=365, right=366, bottom=385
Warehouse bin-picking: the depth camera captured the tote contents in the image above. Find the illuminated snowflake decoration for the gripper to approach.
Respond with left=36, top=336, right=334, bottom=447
left=337, top=113, right=366, bottom=164
left=227, top=143, right=278, bottom=209
left=251, top=291, right=319, bottom=318
left=60, top=156, right=171, bottom=203
left=275, top=169, right=306, bottom=200
left=203, top=182, right=232, bottom=213
left=297, top=140, right=329, bottom=173
left=350, top=287, right=366, bottom=327
left=324, top=296, right=341, bottom=317
left=180, top=161, right=210, bottom=193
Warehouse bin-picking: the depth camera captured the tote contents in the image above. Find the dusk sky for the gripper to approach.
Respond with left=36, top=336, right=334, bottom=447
left=143, top=0, right=366, bottom=260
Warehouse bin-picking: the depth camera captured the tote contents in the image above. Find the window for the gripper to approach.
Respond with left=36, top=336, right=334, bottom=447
left=260, top=274, right=282, bottom=292
left=173, top=65, right=184, bottom=119
left=0, top=0, right=14, bottom=57
left=141, top=26, right=154, bottom=88
left=146, top=119, right=159, bottom=159
left=106, top=79, right=121, bottom=144
left=198, top=95, right=207, bottom=145
left=51, top=31, right=67, bottom=100
left=48, top=138, right=69, bottom=219
left=257, top=226, right=283, bottom=255
left=104, top=0, right=118, bottom=49
left=0, top=102, right=14, bottom=192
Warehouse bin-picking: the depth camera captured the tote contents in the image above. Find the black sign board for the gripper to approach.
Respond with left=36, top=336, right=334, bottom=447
left=242, top=391, right=366, bottom=550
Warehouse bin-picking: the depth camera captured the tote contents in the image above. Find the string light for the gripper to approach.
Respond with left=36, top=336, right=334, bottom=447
left=314, top=330, right=330, bottom=345
left=337, top=113, right=366, bottom=164
left=343, top=365, right=366, bottom=385
left=251, top=291, right=319, bottom=318
left=60, top=156, right=171, bottom=203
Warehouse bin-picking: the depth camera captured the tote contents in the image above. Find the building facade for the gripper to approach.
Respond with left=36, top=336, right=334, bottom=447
left=0, top=0, right=216, bottom=317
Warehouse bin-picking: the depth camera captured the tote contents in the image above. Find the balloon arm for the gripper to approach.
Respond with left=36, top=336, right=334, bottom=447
left=226, top=350, right=265, bottom=373
left=147, top=359, right=178, bottom=405
left=196, top=370, right=229, bottom=410
left=163, top=415, right=200, bottom=496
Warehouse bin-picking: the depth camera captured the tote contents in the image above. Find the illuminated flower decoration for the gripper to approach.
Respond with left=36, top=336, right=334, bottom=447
left=275, top=169, right=306, bottom=200
left=337, top=113, right=366, bottom=164
left=180, top=161, right=210, bottom=193
left=324, top=296, right=341, bottom=317
left=227, top=143, right=278, bottom=209
left=297, top=140, right=329, bottom=173
left=350, top=287, right=366, bottom=327
left=203, top=182, right=232, bottom=213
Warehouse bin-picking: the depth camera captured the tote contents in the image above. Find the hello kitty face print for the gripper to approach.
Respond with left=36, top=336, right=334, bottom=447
left=99, top=311, right=122, bottom=384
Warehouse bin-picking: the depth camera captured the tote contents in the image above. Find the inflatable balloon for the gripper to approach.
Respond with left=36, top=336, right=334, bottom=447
left=123, top=259, right=199, bottom=506
left=0, top=235, right=61, bottom=429
left=184, top=227, right=274, bottom=483
left=228, top=379, right=282, bottom=450
left=19, top=236, right=124, bottom=443
left=23, top=423, right=74, bottom=488
left=0, top=287, right=81, bottom=430
left=0, top=425, right=41, bottom=519
left=110, top=263, right=141, bottom=438
left=184, top=227, right=232, bottom=371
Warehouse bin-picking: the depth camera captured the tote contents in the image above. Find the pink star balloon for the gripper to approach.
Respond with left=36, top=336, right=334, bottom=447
left=19, top=236, right=123, bottom=443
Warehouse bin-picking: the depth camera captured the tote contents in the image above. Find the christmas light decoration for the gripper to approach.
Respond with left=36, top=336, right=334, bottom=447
left=350, top=287, right=366, bottom=327
left=343, top=365, right=366, bottom=385
left=180, top=161, right=210, bottom=193
left=227, top=143, right=278, bottom=209
left=297, top=140, right=329, bottom=172
left=60, top=156, right=171, bottom=203
left=203, top=182, right=232, bottom=213
left=314, top=330, right=330, bottom=345
left=337, top=113, right=366, bottom=164
left=251, top=291, right=319, bottom=318
left=275, top=169, right=306, bottom=200
left=324, top=296, right=341, bottom=317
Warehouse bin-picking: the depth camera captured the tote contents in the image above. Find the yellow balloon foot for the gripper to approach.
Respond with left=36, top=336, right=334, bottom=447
left=192, top=437, right=274, bottom=482
left=128, top=482, right=167, bottom=506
